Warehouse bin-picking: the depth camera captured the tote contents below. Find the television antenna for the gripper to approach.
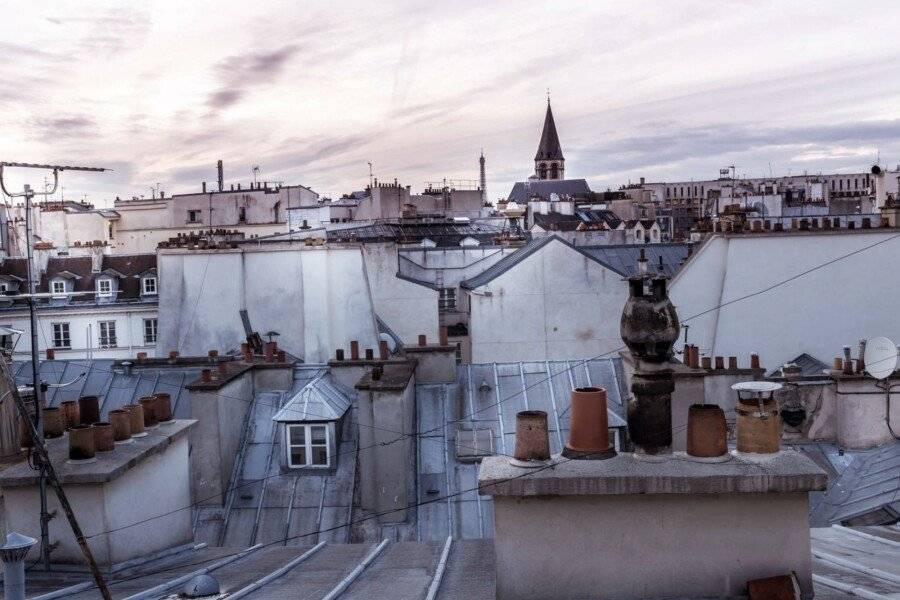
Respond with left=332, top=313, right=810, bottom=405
left=0, top=162, right=111, bottom=599
left=864, top=336, right=898, bottom=380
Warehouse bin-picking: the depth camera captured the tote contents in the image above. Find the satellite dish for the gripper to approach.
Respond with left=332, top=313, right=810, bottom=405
left=864, top=336, right=898, bottom=380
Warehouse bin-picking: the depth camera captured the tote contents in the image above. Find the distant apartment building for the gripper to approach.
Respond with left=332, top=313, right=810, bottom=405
left=2, top=181, right=317, bottom=258
left=0, top=253, right=158, bottom=359
left=287, top=179, right=486, bottom=231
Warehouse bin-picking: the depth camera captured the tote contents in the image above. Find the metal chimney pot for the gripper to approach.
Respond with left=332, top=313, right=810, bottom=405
left=0, top=533, right=37, bottom=600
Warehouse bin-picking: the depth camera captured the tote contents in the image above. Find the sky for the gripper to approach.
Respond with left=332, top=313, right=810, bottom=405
left=1, top=0, right=900, bottom=206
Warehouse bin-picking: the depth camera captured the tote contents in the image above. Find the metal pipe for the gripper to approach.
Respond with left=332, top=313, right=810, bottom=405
left=320, top=539, right=389, bottom=600
left=120, top=544, right=262, bottom=600
left=227, top=542, right=326, bottom=600
left=492, top=363, right=506, bottom=454
left=543, top=362, right=564, bottom=450
left=22, top=185, right=52, bottom=570
left=811, top=574, right=890, bottom=600
left=813, top=549, right=900, bottom=584
left=424, top=536, right=452, bottom=600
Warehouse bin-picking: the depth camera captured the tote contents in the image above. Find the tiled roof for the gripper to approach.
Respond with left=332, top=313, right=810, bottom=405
left=327, top=221, right=502, bottom=247
left=507, top=178, right=591, bottom=203
left=579, top=243, right=692, bottom=278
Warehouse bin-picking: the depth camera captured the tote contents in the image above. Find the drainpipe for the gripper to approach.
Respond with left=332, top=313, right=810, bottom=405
left=0, top=532, right=37, bottom=600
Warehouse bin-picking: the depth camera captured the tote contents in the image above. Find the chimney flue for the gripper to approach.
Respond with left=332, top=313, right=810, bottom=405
left=562, top=388, right=616, bottom=459
left=217, top=160, right=224, bottom=192
left=0, top=532, right=37, bottom=600
left=511, top=410, right=551, bottom=466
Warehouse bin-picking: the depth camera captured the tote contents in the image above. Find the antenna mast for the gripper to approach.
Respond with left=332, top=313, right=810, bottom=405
left=0, top=162, right=111, bottom=599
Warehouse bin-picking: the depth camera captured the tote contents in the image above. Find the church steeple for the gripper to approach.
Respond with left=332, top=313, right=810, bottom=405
left=534, top=98, right=564, bottom=180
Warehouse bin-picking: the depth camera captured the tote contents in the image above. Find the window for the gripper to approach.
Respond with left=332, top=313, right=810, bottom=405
left=187, top=210, right=201, bottom=223
left=439, top=288, right=457, bottom=313
left=0, top=283, right=7, bottom=294
left=238, top=207, right=247, bottom=223
left=52, top=323, right=70, bottom=349
left=143, top=318, right=157, bottom=344
left=98, top=321, right=117, bottom=348
left=287, top=424, right=330, bottom=468
left=538, top=163, right=547, bottom=179
left=97, top=278, right=112, bottom=297
left=51, top=280, right=66, bottom=296
left=141, top=277, right=157, bottom=295
left=549, top=163, right=558, bottom=179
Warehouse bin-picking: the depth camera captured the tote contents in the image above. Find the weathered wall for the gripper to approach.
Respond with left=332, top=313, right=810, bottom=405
left=189, top=374, right=254, bottom=505
left=670, top=231, right=900, bottom=369
left=361, top=244, right=438, bottom=345
left=492, top=492, right=814, bottom=600
left=157, top=245, right=380, bottom=362
left=4, top=434, right=192, bottom=565
left=467, top=239, right=628, bottom=362
left=356, top=379, right=416, bottom=523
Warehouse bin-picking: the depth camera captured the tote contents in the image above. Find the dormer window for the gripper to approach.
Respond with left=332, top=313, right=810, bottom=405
left=0, top=283, right=7, bottom=294
left=141, top=276, right=157, bottom=295
left=51, top=280, right=66, bottom=297
left=97, top=278, right=113, bottom=298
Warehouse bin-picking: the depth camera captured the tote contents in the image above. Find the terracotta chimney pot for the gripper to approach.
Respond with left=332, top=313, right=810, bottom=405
left=512, top=410, right=551, bottom=464
left=562, top=387, right=615, bottom=460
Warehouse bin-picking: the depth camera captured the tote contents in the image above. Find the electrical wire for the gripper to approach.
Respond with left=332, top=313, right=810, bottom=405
left=9, top=226, right=900, bottom=584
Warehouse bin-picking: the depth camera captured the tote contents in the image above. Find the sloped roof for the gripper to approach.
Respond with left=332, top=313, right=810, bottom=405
left=579, top=243, right=692, bottom=278
left=532, top=212, right=581, bottom=232
left=507, top=178, right=591, bottom=203
left=809, top=440, right=900, bottom=527
left=273, top=373, right=353, bottom=422
left=460, top=235, right=619, bottom=289
left=535, top=101, right=564, bottom=161
left=768, top=353, right=830, bottom=377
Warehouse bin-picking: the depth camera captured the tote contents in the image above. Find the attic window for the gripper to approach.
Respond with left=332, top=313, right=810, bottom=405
left=141, top=276, right=157, bottom=295
left=0, top=283, right=6, bottom=293
left=51, top=280, right=66, bottom=297
left=287, top=424, right=330, bottom=468
left=97, top=278, right=112, bottom=297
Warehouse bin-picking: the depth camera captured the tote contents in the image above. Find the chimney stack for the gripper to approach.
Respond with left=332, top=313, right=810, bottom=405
left=217, top=160, right=224, bottom=192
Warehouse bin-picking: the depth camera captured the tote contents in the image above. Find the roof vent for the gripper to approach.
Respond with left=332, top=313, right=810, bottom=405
left=181, top=574, right=221, bottom=598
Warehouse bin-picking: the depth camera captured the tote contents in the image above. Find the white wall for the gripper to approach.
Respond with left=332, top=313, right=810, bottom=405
left=157, top=244, right=380, bottom=362
left=0, top=304, right=158, bottom=360
left=361, top=244, right=439, bottom=345
left=467, top=239, right=628, bottom=362
left=669, top=231, right=900, bottom=369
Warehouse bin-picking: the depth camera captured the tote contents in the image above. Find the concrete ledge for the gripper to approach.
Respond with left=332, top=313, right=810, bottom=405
left=0, top=419, right=196, bottom=486
left=403, top=344, right=457, bottom=354
left=478, top=450, right=827, bottom=497
left=355, top=361, right=417, bottom=391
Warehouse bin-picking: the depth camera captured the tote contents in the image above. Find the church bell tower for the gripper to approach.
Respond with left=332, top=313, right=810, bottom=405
left=534, top=98, right=565, bottom=181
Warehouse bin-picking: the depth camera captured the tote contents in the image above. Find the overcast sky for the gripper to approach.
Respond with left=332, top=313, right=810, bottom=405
left=1, top=1, right=900, bottom=205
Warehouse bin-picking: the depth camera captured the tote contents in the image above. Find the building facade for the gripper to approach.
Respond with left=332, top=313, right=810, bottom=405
left=0, top=254, right=158, bottom=359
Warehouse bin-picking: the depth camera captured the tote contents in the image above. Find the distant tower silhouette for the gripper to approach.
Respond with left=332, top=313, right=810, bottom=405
left=534, top=97, right=564, bottom=180
left=479, top=150, right=487, bottom=204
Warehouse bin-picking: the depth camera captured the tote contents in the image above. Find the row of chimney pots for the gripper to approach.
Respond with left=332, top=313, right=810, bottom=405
left=20, top=393, right=174, bottom=462
left=511, top=386, right=781, bottom=464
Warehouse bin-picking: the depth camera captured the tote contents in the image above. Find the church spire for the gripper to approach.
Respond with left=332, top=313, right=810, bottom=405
left=534, top=99, right=564, bottom=180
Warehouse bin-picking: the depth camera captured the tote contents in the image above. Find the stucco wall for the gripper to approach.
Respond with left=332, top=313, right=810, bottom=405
left=467, top=239, right=628, bottom=362
left=157, top=245, right=379, bottom=362
left=492, top=492, right=814, bottom=600
left=4, top=434, right=192, bottom=565
left=189, top=374, right=253, bottom=505
left=669, top=231, right=900, bottom=369
left=361, top=244, right=438, bottom=345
